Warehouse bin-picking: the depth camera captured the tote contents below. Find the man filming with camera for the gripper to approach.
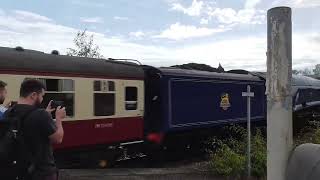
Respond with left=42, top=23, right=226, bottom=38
left=0, top=79, right=66, bottom=180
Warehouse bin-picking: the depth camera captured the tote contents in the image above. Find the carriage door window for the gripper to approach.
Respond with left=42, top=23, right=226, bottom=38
left=125, top=87, right=137, bottom=110
left=25, top=78, right=75, bottom=117
left=94, top=80, right=115, bottom=116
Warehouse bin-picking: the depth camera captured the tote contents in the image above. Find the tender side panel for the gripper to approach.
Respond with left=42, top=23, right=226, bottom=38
left=167, top=78, right=265, bottom=130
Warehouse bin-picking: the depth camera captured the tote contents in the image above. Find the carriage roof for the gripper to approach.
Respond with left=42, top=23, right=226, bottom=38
left=0, top=47, right=144, bottom=79
left=157, top=67, right=264, bottom=82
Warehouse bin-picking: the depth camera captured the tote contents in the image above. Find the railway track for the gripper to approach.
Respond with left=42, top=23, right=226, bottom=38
left=59, top=145, right=208, bottom=169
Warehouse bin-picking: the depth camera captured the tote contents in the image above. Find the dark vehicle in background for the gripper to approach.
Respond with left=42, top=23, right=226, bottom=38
left=292, top=75, right=320, bottom=133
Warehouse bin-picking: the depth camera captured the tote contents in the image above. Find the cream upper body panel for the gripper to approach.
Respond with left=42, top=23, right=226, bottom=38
left=0, top=74, right=144, bottom=121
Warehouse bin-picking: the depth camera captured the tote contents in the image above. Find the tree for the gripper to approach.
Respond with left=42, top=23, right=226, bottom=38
left=300, top=68, right=313, bottom=76
left=67, top=30, right=103, bottom=58
left=217, top=63, right=225, bottom=73
left=313, top=64, right=320, bottom=76
left=292, top=68, right=313, bottom=76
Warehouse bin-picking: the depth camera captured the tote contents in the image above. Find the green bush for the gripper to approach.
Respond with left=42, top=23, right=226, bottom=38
left=294, top=121, right=320, bottom=146
left=207, top=125, right=267, bottom=178
left=251, top=130, right=267, bottom=177
left=207, top=121, right=320, bottom=178
left=210, top=143, right=245, bottom=176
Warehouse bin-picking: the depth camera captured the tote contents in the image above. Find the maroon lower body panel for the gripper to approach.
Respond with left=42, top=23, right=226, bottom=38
left=54, top=117, right=144, bottom=150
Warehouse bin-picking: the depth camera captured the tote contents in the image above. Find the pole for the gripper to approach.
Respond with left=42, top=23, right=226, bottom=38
left=267, top=7, right=292, bottom=180
left=247, top=85, right=251, bottom=177
left=242, top=85, right=254, bottom=177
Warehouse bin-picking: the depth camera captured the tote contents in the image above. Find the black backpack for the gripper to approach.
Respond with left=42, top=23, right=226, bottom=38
left=0, top=106, right=36, bottom=179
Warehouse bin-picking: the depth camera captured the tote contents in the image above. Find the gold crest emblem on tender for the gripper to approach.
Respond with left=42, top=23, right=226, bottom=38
left=220, top=93, right=231, bottom=110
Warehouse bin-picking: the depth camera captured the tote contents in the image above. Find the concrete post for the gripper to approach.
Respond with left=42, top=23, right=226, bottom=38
left=266, top=7, right=292, bottom=180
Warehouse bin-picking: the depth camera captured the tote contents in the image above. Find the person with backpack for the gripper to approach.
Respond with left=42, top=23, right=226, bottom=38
left=0, top=79, right=66, bottom=180
left=0, top=80, right=9, bottom=120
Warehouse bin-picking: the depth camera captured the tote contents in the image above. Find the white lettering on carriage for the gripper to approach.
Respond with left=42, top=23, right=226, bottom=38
left=95, top=123, right=113, bottom=128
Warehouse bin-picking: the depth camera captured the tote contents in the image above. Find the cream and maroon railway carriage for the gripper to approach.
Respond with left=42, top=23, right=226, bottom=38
left=0, top=47, right=145, bottom=164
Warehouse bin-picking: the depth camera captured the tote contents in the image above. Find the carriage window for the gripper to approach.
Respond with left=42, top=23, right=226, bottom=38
left=94, top=80, right=115, bottom=116
left=94, top=94, right=115, bottom=116
left=40, top=79, right=74, bottom=92
left=125, top=87, right=137, bottom=110
left=93, top=80, right=115, bottom=92
left=25, top=78, right=75, bottom=117
left=62, top=79, right=74, bottom=91
left=43, top=93, right=74, bottom=117
left=109, top=81, right=115, bottom=91
left=94, top=81, right=101, bottom=91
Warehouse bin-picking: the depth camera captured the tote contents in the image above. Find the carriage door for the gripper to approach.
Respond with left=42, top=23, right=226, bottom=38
left=123, top=81, right=143, bottom=117
left=120, top=80, right=144, bottom=140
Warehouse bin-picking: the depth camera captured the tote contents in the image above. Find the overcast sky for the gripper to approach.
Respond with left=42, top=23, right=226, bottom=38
left=0, top=0, right=319, bottom=71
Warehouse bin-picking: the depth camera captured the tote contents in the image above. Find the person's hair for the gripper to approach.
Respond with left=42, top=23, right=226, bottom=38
left=0, top=80, right=7, bottom=89
left=20, top=79, right=46, bottom=97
